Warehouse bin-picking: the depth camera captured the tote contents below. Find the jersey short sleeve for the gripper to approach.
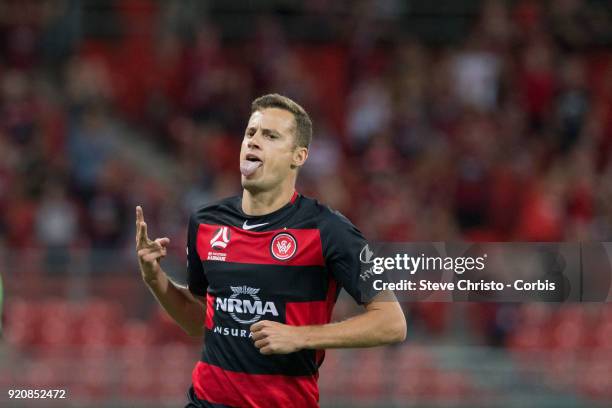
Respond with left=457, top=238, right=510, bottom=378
left=187, top=213, right=207, bottom=296
left=322, top=210, right=380, bottom=305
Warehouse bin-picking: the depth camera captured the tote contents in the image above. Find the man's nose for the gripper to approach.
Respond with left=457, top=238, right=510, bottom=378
left=247, top=132, right=262, bottom=150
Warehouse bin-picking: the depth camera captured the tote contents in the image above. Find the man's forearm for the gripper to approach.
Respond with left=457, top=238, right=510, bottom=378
left=144, top=269, right=205, bottom=336
left=300, top=303, right=406, bottom=349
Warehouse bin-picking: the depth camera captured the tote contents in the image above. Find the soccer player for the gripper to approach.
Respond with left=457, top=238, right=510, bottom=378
left=136, top=94, right=406, bottom=408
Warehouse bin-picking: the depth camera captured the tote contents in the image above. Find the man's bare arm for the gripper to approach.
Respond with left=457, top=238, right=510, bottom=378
left=300, top=295, right=406, bottom=349
left=135, top=206, right=205, bottom=337
left=143, top=269, right=206, bottom=337
left=251, top=291, right=406, bottom=355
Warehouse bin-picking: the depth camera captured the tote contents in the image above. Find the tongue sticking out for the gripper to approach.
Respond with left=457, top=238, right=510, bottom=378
left=240, top=160, right=262, bottom=177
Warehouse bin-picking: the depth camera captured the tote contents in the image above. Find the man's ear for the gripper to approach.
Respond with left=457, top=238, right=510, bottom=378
left=291, top=146, right=308, bottom=169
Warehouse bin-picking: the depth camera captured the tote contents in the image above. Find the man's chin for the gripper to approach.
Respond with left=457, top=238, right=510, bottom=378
left=241, top=177, right=265, bottom=193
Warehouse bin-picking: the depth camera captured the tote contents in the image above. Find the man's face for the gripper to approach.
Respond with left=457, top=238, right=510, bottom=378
left=240, top=108, right=305, bottom=192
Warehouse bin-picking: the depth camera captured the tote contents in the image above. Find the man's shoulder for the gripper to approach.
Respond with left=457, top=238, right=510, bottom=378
left=298, top=194, right=357, bottom=230
left=299, top=195, right=365, bottom=257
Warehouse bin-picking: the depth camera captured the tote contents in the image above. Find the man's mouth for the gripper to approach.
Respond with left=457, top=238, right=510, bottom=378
left=240, top=154, right=263, bottom=177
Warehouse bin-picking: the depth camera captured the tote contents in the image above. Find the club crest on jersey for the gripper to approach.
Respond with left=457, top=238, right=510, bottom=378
left=270, top=232, right=297, bottom=261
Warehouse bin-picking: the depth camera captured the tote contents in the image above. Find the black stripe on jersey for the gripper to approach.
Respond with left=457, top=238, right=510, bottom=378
left=202, top=327, right=318, bottom=376
left=205, top=262, right=330, bottom=302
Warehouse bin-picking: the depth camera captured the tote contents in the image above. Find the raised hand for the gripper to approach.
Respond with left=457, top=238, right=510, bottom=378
left=135, top=206, right=170, bottom=283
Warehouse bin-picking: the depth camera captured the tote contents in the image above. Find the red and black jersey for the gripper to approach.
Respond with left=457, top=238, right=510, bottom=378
left=186, top=191, right=374, bottom=408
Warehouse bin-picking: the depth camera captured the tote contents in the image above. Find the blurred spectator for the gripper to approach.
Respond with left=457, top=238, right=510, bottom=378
left=67, top=106, right=113, bottom=201
left=35, top=180, right=78, bottom=273
left=519, top=36, right=557, bottom=132
left=555, top=57, right=589, bottom=152
left=452, top=40, right=501, bottom=111
left=347, top=78, right=392, bottom=150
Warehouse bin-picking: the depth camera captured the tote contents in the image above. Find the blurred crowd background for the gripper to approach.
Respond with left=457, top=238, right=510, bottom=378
left=1, top=0, right=612, bottom=407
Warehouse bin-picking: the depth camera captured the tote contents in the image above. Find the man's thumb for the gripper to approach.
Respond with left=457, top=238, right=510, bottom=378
left=155, top=237, right=171, bottom=247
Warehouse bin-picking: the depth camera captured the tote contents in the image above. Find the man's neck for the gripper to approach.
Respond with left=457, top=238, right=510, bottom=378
left=242, top=184, right=296, bottom=216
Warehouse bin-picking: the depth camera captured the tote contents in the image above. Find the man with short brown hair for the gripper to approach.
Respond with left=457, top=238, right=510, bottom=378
left=136, top=94, right=406, bottom=408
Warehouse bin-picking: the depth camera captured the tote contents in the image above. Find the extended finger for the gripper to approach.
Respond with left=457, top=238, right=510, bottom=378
left=138, top=221, right=149, bottom=246
left=135, top=207, right=141, bottom=243
left=136, top=206, right=144, bottom=224
left=135, top=206, right=148, bottom=246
